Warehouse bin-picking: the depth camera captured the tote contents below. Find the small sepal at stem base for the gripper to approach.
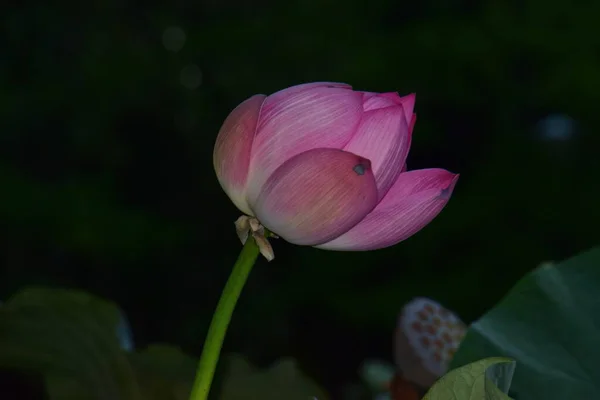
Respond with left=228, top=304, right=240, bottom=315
left=234, top=215, right=277, bottom=261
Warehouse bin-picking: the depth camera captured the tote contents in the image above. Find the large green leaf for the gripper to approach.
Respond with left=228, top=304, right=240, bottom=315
left=0, top=287, right=330, bottom=400
left=127, top=344, right=196, bottom=400
left=423, top=357, right=515, bottom=400
left=128, top=349, right=331, bottom=400
left=451, top=247, right=600, bottom=399
left=0, top=287, right=141, bottom=400
left=217, top=354, right=329, bottom=400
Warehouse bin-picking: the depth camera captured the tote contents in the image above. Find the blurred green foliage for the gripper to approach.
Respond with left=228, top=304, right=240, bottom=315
left=0, top=287, right=328, bottom=400
left=0, top=287, right=141, bottom=399
left=2, top=0, right=600, bottom=397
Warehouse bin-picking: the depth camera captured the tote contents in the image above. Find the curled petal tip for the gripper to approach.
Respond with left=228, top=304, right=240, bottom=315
left=397, top=93, right=416, bottom=128
left=316, top=168, right=458, bottom=251
left=439, top=173, right=459, bottom=200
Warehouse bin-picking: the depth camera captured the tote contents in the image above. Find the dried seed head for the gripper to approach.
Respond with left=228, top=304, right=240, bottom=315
left=394, top=297, right=466, bottom=388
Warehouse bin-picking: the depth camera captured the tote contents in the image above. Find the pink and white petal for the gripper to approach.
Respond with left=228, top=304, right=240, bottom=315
left=316, top=169, right=458, bottom=251
left=246, top=86, right=364, bottom=204
left=343, top=105, right=411, bottom=199
left=266, top=82, right=352, bottom=105
left=253, top=148, right=378, bottom=246
left=213, top=94, right=266, bottom=215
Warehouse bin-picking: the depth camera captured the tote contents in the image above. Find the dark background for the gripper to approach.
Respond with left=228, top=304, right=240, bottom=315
left=2, top=0, right=600, bottom=398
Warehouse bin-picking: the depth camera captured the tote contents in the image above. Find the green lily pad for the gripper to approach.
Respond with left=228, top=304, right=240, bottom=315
left=127, top=344, right=197, bottom=400
left=128, top=348, right=330, bottom=400
left=0, top=287, right=140, bottom=400
left=451, top=247, right=600, bottom=399
left=423, top=357, right=515, bottom=400
left=0, top=287, right=331, bottom=400
left=218, top=354, right=329, bottom=400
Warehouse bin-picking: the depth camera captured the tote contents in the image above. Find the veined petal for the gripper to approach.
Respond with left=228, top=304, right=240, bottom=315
left=362, top=92, right=401, bottom=111
left=213, top=94, right=266, bottom=215
left=252, top=148, right=378, bottom=246
left=316, top=169, right=458, bottom=251
left=344, top=105, right=411, bottom=199
left=246, top=86, right=364, bottom=205
left=363, top=92, right=416, bottom=126
left=265, top=82, right=352, bottom=104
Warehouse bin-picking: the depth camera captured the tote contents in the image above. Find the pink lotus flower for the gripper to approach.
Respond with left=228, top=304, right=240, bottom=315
left=213, top=82, right=458, bottom=251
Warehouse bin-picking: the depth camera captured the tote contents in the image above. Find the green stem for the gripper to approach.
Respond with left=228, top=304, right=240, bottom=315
left=189, top=236, right=260, bottom=400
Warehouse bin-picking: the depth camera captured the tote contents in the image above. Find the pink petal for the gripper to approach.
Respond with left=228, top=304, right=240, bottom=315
left=409, top=113, right=417, bottom=136
left=316, top=169, right=458, bottom=250
left=363, top=92, right=402, bottom=111
left=246, top=85, right=364, bottom=204
left=213, top=94, right=266, bottom=215
left=343, top=105, right=411, bottom=199
left=398, top=93, right=416, bottom=123
left=252, top=148, right=378, bottom=246
left=266, top=82, right=352, bottom=105
left=362, top=92, right=416, bottom=126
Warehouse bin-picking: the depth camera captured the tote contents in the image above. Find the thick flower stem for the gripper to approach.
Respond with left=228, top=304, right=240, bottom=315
left=189, top=237, right=260, bottom=400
